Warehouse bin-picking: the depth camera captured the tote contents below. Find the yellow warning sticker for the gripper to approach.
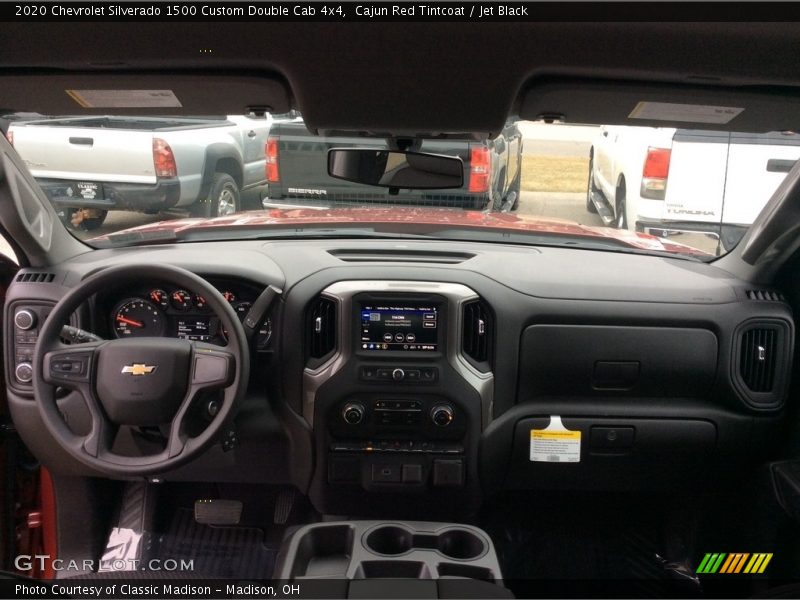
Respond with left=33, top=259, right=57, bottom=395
left=530, top=416, right=581, bottom=463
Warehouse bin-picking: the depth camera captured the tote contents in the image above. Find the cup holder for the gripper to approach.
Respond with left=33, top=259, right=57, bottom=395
left=364, top=525, right=487, bottom=561
left=276, top=522, right=501, bottom=584
left=364, top=526, right=415, bottom=556
left=437, top=529, right=487, bottom=560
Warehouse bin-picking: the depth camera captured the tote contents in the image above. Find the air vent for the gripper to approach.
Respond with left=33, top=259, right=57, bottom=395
left=462, top=300, right=492, bottom=367
left=740, top=328, right=778, bottom=393
left=746, top=289, right=785, bottom=302
left=15, top=272, right=55, bottom=283
left=328, top=249, right=474, bottom=264
left=307, top=296, right=337, bottom=360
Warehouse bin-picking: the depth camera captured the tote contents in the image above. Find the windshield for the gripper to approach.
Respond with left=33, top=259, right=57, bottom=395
left=4, top=112, right=796, bottom=259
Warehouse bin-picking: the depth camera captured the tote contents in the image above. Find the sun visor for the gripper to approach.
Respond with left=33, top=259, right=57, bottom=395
left=0, top=72, right=292, bottom=116
left=520, top=80, right=800, bottom=133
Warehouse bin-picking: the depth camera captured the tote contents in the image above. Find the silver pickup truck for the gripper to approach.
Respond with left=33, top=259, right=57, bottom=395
left=7, top=114, right=272, bottom=229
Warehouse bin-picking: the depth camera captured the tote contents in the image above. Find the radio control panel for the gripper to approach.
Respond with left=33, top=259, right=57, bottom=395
left=359, top=365, right=438, bottom=384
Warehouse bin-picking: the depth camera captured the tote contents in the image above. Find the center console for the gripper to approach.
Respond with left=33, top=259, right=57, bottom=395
left=274, top=521, right=513, bottom=598
left=303, top=281, right=493, bottom=516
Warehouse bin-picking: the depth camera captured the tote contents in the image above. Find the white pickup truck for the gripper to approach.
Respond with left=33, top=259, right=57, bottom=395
left=7, top=114, right=273, bottom=229
left=587, top=125, right=800, bottom=250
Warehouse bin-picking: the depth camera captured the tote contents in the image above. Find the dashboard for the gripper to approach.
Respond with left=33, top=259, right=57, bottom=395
left=3, top=238, right=795, bottom=517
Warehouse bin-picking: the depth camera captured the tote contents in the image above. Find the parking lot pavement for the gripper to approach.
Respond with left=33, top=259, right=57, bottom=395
left=517, top=191, right=603, bottom=226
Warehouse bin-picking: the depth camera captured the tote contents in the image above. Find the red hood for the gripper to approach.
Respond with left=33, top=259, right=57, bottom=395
left=89, top=207, right=710, bottom=256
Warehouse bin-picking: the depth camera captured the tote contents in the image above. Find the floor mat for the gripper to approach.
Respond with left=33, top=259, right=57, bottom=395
left=483, top=495, right=701, bottom=598
left=154, top=507, right=278, bottom=579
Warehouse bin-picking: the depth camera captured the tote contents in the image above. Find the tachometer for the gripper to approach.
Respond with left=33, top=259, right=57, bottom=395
left=113, top=299, right=165, bottom=338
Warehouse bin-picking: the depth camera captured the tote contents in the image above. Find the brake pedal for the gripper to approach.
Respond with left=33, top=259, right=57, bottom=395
left=274, top=488, right=296, bottom=525
left=194, top=499, right=243, bottom=526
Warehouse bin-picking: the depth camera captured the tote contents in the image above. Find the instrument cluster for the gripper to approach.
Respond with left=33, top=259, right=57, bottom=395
left=107, top=281, right=272, bottom=350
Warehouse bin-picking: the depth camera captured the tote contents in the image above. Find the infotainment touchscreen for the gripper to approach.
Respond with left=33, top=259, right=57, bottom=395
left=360, top=303, right=438, bottom=351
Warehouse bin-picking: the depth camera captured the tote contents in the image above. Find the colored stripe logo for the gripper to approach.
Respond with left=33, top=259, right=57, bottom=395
left=697, top=553, right=773, bottom=574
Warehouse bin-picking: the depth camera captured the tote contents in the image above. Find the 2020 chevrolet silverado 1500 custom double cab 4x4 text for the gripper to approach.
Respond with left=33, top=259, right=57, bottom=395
left=2, top=9, right=800, bottom=600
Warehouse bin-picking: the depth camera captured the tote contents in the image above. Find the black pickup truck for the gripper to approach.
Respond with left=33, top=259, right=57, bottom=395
left=262, top=116, right=523, bottom=211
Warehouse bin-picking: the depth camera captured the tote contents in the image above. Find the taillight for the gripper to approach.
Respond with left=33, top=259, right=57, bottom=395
left=468, top=146, right=490, bottom=193
left=266, top=137, right=279, bottom=183
left=152, top=138, right=177, bottom=178
left=641, top=147, right=671, bottom=199
left=5, top=130, right=13, bottom=146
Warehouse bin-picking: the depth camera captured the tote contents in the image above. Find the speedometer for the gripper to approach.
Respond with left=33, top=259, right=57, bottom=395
left=113, top=299, right=166, bottom=338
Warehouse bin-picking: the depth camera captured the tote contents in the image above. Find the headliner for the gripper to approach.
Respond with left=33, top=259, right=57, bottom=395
left=2, top=21, right=800, bottom=136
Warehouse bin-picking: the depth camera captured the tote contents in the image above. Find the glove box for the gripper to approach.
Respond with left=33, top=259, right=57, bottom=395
left=505, top=416, right=717, bottom=491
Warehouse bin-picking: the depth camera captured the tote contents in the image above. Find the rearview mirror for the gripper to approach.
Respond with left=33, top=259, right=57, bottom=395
left=327, top=149, right=463, bottom=190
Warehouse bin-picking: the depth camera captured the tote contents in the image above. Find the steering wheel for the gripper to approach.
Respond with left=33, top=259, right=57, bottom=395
left=32, top=264, right=250, bottom=476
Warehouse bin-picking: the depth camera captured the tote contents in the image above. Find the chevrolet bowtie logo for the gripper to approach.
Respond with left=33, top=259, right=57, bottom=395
left=121, top=364, right=157, bottom=376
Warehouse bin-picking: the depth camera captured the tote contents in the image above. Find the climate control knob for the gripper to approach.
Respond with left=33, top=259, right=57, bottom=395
left=431, top=404, right=454, bottom=427
left=342, top=402, right=366, bottom=425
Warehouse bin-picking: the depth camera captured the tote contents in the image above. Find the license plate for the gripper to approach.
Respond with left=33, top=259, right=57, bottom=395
left=74, top=181, right=103, bottom=200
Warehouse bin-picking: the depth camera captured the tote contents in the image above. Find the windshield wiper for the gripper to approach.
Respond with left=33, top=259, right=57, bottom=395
left=227, top=228, right=437, bottom=241
left=91, top=229, right=178, bottom=248
left=403, top=228, right=707, bottom=261
left=91, top=227, right=434, bottom=248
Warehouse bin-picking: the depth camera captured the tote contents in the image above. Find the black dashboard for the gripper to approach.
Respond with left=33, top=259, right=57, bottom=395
left=3, top=238, right=795, bottom=517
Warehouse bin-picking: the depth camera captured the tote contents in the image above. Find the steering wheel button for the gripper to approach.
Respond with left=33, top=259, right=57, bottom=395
left=194, top=354, right=229, bottom=385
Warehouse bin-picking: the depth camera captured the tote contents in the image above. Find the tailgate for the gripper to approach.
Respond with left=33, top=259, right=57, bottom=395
left=721, top=132, right=800, bottom=226
left=662, top=130, right=729, bottom=224
left=279, top=130, right=387, bottom=197
left=11, top=123, right=157, bottom=184
left=274, top=125, right=472, bottom=200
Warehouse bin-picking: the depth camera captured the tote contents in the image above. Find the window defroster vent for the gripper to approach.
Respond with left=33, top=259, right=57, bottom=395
left=15, top=272, right=55, bottom=283
left=746, top=290, right=785, bottom=302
